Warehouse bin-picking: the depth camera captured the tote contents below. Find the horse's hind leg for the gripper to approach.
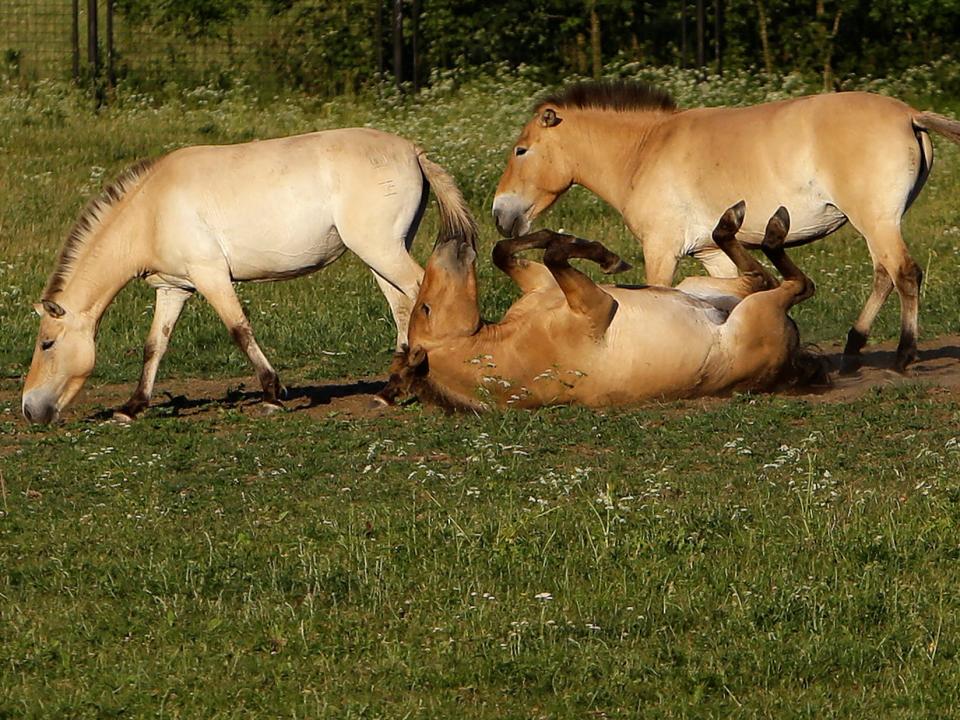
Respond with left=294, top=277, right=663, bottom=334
left=842, top=258, right=895, bottom=373
left=844, top=221, right=921, bottom=372
left=713, top=201, right=779, bottom=289
left=542, top=235, right=629, bottom=338
left=115, top=285, right=193, bottom=421
left=759, top=209, right=816, bottom=308
left=370, top=264, right=424, bottom=351
left=337, top=202, right=425, bottom=352
left=190, top=267, right=285, bottom=410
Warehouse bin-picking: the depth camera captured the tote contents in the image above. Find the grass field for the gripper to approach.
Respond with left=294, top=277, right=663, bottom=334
left=3, top=67, right=960, bottom=717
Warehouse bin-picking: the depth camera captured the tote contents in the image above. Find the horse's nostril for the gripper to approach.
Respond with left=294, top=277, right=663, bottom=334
left=22, top=398, right=54, bottom=425
left=493, top=210, right=513, bottom=238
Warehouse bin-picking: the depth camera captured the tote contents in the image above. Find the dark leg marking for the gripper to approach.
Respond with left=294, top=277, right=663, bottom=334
left=230, top=324, right=283, bottom=405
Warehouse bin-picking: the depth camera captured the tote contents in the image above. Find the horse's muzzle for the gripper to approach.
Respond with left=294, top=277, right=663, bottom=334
left=492, top=194, right=531, bottom=238
left=22, top=392, right=58, bottom=425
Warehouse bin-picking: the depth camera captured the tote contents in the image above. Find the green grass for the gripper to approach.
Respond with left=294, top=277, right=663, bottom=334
left=3, top=70, right=960, bottom=717
left=3, top=392, right=960, bottom=717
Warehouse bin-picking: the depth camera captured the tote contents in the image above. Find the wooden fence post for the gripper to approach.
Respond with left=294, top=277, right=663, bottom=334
left=106, top=0, right=115, bottom=88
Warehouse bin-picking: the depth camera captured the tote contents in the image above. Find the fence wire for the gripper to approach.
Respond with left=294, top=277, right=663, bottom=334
left=1, top=1, right=277, bottom=87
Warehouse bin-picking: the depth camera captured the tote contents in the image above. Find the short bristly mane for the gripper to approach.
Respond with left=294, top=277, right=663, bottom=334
left=535, top=79, right=677, bottom=114
left=43, top=158, right=156, bottom=299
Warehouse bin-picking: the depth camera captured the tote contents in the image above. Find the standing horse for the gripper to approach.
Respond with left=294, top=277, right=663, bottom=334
left=492, top=80, right=960, bottom=372
left=382, top=202, right=822, bottom=411
left=22, top=128, right=475, bottom=424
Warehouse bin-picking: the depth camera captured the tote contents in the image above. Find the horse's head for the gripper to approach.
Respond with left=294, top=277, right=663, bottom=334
left=409, top=234, right=481, bottom=344
left=493, top=106, right=574, bottom=238
left=22, top=299, right=96, bottom=424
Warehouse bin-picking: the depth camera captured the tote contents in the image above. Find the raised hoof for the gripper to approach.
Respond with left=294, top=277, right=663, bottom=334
left=762, top=207, right=790, bottom=249
left=839, top=354, right=862, bottom=376
left=715, top=200, right=746, bottom=237
left=602, top=258, right=633, bottom=275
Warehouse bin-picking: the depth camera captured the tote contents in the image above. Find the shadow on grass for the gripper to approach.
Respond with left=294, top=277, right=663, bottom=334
left=88, top=378, right=388, bottom=421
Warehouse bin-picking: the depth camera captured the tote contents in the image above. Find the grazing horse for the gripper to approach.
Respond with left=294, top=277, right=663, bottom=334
left=381, top=202, right=822, bottom=411
left=22, top=128, right=475, bottom=424
left=492, top=80, right=960, bottom=372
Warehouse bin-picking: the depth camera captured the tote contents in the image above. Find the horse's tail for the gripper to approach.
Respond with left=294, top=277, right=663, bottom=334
left=416, top=150, right=478, bottom=249
left=914, top=111, right=960, bottom=145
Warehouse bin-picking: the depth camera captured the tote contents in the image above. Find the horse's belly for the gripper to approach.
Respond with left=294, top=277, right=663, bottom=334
left=734, top=201, right=847, bottom=247
left=225, top=226, right=346, bottom=281
left=572, top=305, right=719, bottom=403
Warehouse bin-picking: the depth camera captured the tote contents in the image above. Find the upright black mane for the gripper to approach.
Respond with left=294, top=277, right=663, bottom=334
left=535, top=80, right=677, bottom=113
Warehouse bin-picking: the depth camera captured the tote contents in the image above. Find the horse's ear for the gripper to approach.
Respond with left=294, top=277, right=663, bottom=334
left=539, top=108, right=562, bottom=128
left=40, top=300, right=66, bottom=318
left=458, top=240, right=477, bottom=266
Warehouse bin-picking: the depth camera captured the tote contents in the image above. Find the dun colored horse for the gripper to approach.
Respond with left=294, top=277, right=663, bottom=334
left=382, top=202, right=822, bottom=411
left=22, top=128, right=475, bottom=424
left=493, top=80, right=960, bottom=372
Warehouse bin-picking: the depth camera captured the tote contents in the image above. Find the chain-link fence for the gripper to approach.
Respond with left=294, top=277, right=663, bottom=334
left=1, top=1, right=279, bottom=89
left=1, top=0, right=79, bottom=80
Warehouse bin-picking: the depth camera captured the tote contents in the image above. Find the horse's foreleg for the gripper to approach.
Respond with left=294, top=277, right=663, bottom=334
left=492, top=233, right=559, bottom=293
left=115, top=285, right=192, bottom=421
left=191, top=269, right=284, bottom=410
left=543, top=237, right=625, bottom=338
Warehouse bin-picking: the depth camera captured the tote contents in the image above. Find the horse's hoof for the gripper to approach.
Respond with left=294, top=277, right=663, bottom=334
left=894, top=352, right=916, bottom=374
left=602, top=258, right=633, bottom=275
left=839, top=355, right=862, bottom=375
left=112, top=410, right=136, bottom=424
left=261, top=401, right=285, bottom=415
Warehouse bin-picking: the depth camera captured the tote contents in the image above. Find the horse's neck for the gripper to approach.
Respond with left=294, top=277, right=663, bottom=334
left=55, top=228, right=142, bottom=320
left=568, top=110, right=664, bottom=213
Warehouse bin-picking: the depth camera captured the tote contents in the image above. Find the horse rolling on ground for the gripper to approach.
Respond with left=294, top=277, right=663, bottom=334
left=492, top=80, right=960, bottom=373
left=381, top=202, right=824, bottom=411
left=22, top=128, right=475, bottom=425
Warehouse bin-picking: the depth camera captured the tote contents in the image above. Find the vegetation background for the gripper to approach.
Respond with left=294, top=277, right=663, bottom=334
left=3, top=1, right=960, bottom=717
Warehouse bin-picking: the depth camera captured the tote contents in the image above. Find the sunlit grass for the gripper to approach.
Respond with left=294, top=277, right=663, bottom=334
left=3, top=65, right=960, bottom=717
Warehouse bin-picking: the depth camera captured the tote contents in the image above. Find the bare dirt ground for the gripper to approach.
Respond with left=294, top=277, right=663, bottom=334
left=4, top=335, right=960, bottom=427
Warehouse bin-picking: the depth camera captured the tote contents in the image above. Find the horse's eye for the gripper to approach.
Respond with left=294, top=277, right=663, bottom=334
left=515, top=146, right=528, bottom=157
left=41, top=339, right=55, bottom=351
left=421, top=304, right=431, bottom=317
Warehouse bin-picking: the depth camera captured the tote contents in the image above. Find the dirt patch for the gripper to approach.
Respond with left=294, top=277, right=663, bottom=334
left=4, top=335, right=960, bottom=427
left=793, top=333, right=960, bottom=402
